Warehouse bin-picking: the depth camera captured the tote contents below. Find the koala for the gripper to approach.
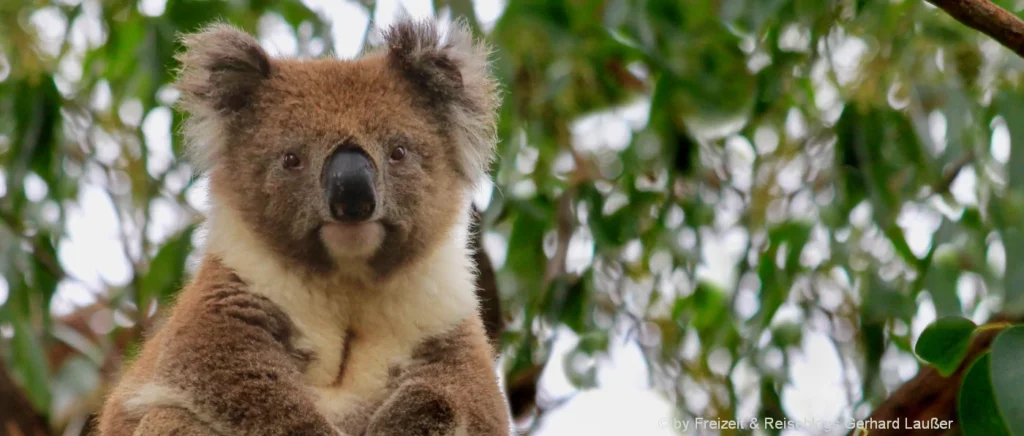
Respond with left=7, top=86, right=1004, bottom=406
left=96, top=17, right=510, bottom=436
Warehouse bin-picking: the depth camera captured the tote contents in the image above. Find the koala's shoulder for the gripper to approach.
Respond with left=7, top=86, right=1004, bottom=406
left=158, top=261, right=312, bottom=365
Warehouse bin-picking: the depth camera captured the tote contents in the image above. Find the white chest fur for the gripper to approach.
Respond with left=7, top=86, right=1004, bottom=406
left=204, top=207, right=480, bottom=423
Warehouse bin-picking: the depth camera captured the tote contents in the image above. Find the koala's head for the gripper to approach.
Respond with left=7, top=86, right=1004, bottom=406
left=175, top=18, right=499, bottom=280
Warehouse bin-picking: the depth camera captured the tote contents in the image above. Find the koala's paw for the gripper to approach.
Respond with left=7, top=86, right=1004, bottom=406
left=365, top=384, right=457, bottom=436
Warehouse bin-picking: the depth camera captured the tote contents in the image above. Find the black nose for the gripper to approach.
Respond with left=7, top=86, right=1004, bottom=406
left=323, top=148, right=376, bottom=222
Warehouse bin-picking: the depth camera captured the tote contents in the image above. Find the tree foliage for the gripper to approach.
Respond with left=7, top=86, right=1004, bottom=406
left=2, top=0, right=1024, bottom=434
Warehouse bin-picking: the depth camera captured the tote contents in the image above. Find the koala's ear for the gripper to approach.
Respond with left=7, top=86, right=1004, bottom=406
left=174, top=24, right=271, bottom=170
left=382, top=18, right=501, bottom=185
left=175, top=24, right=272, bottom=113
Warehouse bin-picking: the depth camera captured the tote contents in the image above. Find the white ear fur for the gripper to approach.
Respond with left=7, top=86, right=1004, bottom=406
left=174, top=23, right=272, bottom=172
left=380, top=17, right=501, bottom=187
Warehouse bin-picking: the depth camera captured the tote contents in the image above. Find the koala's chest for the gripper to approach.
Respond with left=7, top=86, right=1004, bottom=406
left=279, top=296, right=434, bottom=424
left=244, top=266, right=476, bottom=428
left=308, top=329, right=415, bottom=426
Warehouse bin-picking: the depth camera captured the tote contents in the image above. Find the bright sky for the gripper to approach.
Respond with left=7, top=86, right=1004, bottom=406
left=9, top=0, right=1012, bottom=434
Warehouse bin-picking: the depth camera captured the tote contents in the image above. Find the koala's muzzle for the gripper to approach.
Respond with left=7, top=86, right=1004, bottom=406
left=323, top=148, right=376, bottom=222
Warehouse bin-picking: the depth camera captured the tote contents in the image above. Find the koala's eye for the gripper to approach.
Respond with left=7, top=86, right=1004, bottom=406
left=283, top=152, right=302, bottom=170
left=389, top=146, right=407, bottom=163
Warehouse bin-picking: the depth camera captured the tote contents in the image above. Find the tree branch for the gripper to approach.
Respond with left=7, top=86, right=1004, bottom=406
left=855, top=314, right=1020, bottom=436
left=928, top=0, right=1024, bottom=57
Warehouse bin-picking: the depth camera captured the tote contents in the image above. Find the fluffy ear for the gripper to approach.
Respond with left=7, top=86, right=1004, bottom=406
left=174, top=24, right=272, bottom=170
left=176, top=23, right=271, bottom=112
left=381, top=18, right=501, bottom=186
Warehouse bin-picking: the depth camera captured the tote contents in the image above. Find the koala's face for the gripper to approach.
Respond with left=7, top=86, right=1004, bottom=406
left=175, top=20, right=498, bottom=279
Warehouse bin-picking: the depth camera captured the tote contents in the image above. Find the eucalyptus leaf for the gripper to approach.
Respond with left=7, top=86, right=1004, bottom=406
left=914, top=316, right=977, bottom=376
left=140, top=226, right=196, bottom=306
left=990, top=326, right=1024, bottom=435
left=959, top=353, right=1012, bottom=436
left=10, top=315, right=51, bottom=412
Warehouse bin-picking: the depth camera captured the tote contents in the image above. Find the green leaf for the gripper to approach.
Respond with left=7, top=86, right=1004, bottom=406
left=990, top=326, right=1024, bottom=435
left=164, top=0, right=234, bottom=33
left=682, top=281, right=738, bottom=347
left=998, top=91, right=1024, bottom=191
left=9, top=315, right=51, bottom=412
left=860, top=321, right=886, bottom=400
left=1001, top=228, right=1024, bottom=314
left=914, top=316, right=977, bottom=376
left=925, top=257, right=963, bottom=317
left=959, top=353, right=1012, bottom=436
left=771, top=221, right=813, bottom=274
left=753, top=250, right=782, bottom=328
left=758, top=378, right=786, bottom=434
left=770, top=322, right=803, bottom=348
left=861, top=274, right=915, bottom=324
left=504, top=203, right=550, bottom=279
left=555, top=276, right=589, bottom=333
left=140, top=226, right=195, bottom=306
left=30, top=231, right=61, bottom=309
left=834, top=105, right=933, bottom=267
left=8, top=76, right=62, bottom=210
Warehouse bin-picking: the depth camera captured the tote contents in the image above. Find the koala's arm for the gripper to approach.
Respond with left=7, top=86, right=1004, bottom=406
left=121, top=269, right=340, bottom=436
left=365, top=319, right=511, bottom=436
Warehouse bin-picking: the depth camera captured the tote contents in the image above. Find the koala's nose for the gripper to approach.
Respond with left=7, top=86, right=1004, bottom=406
left=323, top=148, right=377, bottom=222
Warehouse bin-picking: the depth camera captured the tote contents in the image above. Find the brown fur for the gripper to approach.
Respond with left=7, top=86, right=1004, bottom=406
left=133, top=408, right=217, bottom=436
left=370, top=320, right=510, bottom=435
left=176, top=18, right=497, bottom=280
left=96, top=259, right=338, bottom=436
left=97, top=17, right=508, bottom=436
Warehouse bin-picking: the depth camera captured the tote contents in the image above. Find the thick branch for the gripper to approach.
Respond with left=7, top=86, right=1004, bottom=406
left=856, top=314, right=1020, bottom=436
left=928, top=0, right=1024, bottom=57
